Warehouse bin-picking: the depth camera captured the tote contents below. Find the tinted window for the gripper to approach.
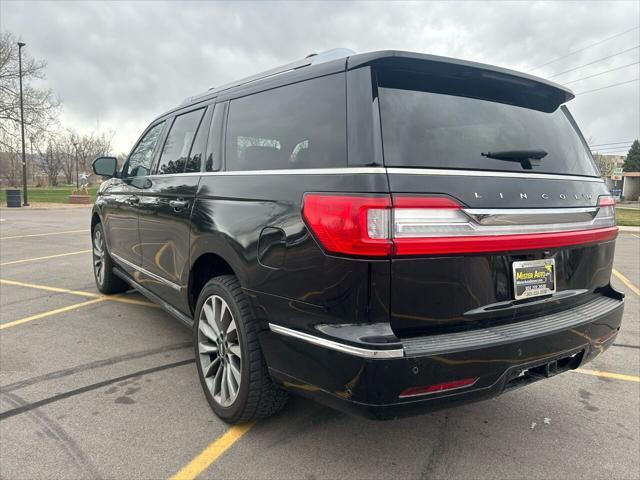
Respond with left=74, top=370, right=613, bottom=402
left=225, top=73, right=346, bottom=171
left=378, top=70, right=598, bottom=177
left=126, top=122, right=164, bottom=177
left=156, top=109, right=205, bottom=175
left=185, top=106, right=212, bottom=173
left=206, top=102, right=226, bottom=172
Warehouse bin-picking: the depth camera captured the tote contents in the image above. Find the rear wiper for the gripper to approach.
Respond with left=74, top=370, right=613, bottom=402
left=481, top=149, right=548, bottom=170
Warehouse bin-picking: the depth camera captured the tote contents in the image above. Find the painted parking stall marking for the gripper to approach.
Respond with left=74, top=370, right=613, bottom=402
left=0, top=249, right=92, bottom=266
left=0, top=228, right=89, bottom=240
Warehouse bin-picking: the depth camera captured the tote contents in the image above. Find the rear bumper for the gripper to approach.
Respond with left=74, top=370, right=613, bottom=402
left=260, top=292, right=624, bottom=419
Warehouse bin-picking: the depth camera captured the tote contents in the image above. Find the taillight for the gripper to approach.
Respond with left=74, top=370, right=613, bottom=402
left=302, top=194, right=618, bottom=257
left=301, top=194, right=392, bottom=257
left=595, top=195, right=616, bottom=228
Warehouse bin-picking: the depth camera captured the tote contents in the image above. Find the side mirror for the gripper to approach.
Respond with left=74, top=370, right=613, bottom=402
left=92, top=156, right=118, bottom=178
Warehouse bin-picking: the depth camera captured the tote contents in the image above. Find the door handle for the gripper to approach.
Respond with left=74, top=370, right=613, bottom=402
left=169, top=199, right=189, bottom=210
left=127, top=197, right=140, bottom=206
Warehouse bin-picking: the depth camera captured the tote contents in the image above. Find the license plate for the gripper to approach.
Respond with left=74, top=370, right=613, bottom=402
left=512, top=259, right=556, bottom=300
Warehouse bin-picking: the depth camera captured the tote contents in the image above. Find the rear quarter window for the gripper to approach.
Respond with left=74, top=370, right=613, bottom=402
left=225, top=73, right=346, bottom=171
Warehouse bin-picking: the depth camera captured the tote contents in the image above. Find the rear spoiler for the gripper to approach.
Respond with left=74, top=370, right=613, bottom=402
left=347, top=50, right=574, bottom=113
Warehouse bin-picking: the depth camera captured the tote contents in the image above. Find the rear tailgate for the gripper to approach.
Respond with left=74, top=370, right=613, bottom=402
left=373, top=56, right=618, bottom=337
left=386, top=171, right=616, bottom=337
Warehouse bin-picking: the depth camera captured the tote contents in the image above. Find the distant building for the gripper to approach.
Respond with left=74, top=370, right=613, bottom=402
left=622, top=172, right=640, bottom=201
left=602, top=154, right=638, bottom=201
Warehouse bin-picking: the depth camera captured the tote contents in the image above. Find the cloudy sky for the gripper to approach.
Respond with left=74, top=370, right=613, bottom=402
left=2, top=0, right=639, bottom=155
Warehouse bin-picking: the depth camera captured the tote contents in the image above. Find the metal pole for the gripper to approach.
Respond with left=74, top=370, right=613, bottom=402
left=18, top=42, right=29, bottom=206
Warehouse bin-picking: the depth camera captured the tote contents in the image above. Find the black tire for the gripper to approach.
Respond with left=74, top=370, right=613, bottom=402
left=194, top=275, right=289, bottom=423
left=92, top=223, right=129, bottom=294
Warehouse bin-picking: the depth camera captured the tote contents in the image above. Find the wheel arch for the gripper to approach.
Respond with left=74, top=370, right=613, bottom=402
left=91, top=209, right=101, bottom=231
left=188, top=252, right=237, bottom=315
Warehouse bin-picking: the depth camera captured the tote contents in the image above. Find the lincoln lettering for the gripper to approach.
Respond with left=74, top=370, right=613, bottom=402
left=473, top=192, right=594, bottom=201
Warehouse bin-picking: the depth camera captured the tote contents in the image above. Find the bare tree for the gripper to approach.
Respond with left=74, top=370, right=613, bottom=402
left=0, top=31, right=61, bottom=184
left=0, top=149, right=22, bottom=186
left=593, top=153, right=615, bottom=177
left=68, top=129, right=116, bottom=176
left=34, top=136, right=63, bottom=186
left=58, top=131, right=77, bottom=184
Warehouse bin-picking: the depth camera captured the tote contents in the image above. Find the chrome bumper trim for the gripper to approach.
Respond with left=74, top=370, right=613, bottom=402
left=268, top=323, right=405, bottom=359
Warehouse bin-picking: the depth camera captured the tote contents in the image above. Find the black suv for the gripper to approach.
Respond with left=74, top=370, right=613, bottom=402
left=91, top=49, right=624, bottom=423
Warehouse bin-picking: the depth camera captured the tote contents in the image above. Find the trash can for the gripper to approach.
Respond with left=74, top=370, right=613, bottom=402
left=5, top=189, right=21, bottom=207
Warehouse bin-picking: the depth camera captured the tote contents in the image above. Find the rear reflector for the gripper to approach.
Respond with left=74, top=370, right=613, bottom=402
left=399, top=377, right=479, bottom=398
left=302, top=194, right=618, bottom=257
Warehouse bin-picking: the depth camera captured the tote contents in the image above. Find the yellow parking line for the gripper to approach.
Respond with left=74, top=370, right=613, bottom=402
left=0, top=297, right=107, bottom=330
left=0, top=229, right=88, bottom=240
left=0, top=278, right=100, bottom=298
left=0, top=278, right=157, bottom=308
left=573, top=368, right=640, bottom=383
left=612, top=268, right=640, bottom=296
left=169, top=423, right=255, bottom=480
left=0, top=249, right=92, bottom=266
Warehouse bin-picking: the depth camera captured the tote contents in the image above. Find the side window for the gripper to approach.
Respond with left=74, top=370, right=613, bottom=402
left=156, top=108, right=205, bottom=175
left=205, top=102, right=227, bottom=172
left=126, top=122, right=165, bottom=177
left=225, top=73, right=346, bottom=171
left=185, top=106, right=213, bottom=173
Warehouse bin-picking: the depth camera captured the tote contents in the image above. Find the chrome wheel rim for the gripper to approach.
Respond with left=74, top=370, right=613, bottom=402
left=197, top=295, right=242, bottom=407
left=93, top=229, right=105, bottom=286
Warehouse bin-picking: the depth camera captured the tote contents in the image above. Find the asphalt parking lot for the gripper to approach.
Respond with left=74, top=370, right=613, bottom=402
left=0, top=207, right=638, bottom=480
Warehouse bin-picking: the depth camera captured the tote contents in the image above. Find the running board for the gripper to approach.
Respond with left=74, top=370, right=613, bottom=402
left=113, top=266, right=194, bottom=329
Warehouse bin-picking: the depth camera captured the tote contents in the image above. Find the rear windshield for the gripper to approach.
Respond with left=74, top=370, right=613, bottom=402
left=378, top=70, right=599, bottom=177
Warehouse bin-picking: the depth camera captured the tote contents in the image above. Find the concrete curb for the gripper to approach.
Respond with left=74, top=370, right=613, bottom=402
left=619, top=226, right=640, bottom=233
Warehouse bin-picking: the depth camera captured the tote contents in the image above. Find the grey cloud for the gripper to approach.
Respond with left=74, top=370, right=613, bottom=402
left=3, top=0, right=639, bottom=153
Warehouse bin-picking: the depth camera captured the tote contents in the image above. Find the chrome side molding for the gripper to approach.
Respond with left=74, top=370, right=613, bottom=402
left=110, top=253, right=182, bottom=292
left=386, top=167, right=605, bottom=183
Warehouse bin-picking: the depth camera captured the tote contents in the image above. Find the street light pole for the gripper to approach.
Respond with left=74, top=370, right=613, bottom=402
left=17, top=41, right=29, bottom=206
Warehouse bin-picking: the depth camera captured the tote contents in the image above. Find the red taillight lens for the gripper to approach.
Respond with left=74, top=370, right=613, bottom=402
left=399, top=377, right=479, bottom=398
left=597, top=195, right=616, bottom=207
left=302, top=194, right=392, bottom=257
left=303, top=194, right=618, bottom=257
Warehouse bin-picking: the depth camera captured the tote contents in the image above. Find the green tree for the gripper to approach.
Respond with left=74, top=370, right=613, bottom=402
left=623, top=139, right=640, bottom=172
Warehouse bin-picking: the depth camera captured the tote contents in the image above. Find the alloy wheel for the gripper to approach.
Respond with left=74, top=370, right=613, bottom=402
left=93, top=229, right=105, bottom=286
left=197, top=295, right=242, bottom=407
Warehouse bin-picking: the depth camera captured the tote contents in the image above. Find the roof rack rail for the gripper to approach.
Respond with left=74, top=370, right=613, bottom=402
left=181, top=48, right=355, bottom=105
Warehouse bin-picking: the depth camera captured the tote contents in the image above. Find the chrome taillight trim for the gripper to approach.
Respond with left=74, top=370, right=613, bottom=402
left=392, top=205, right=615, bottom=238
left=462, top=207, right=599, bottom=226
